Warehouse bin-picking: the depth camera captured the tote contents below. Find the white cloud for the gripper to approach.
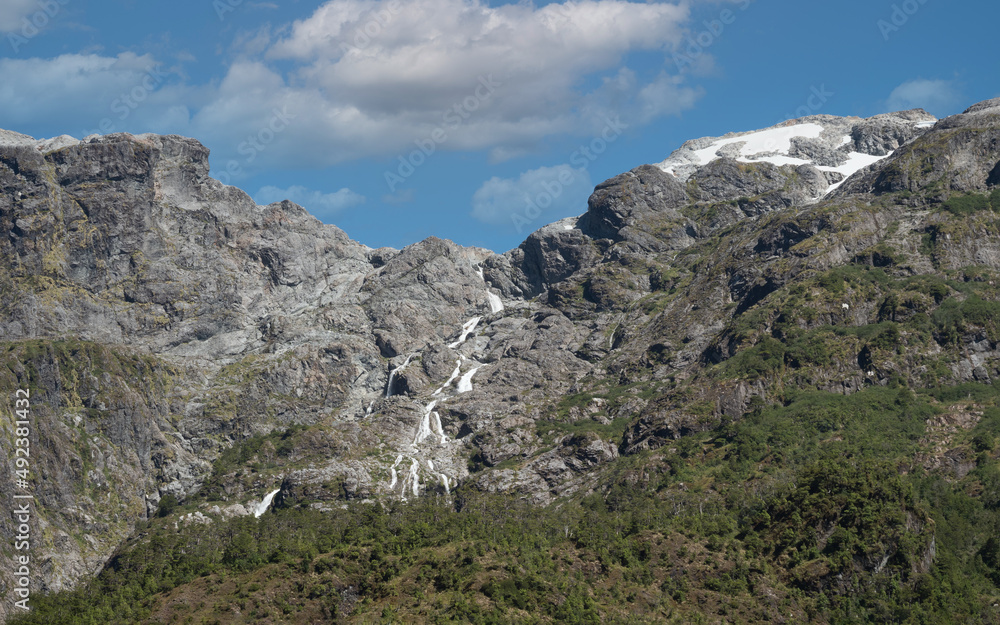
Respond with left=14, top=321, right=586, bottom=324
left=0, top=0, right=38, bottom=32
left=0, top=2, right=705, bottom=175
left=246, top=0, right=700, bottom=162
left=255, top=185, right=366, bottom=215
left=471, top=164, right=593, bottom=230
left=0, top=52, right=189, bottom=135
left=382, top=188, right=415, bottom=205
left=578, top=67, right=703, bottom=128
left=886, top=79, right=961, bottom=116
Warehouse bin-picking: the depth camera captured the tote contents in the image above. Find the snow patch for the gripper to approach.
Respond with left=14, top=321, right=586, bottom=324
left=684, top=123, right=824, bottom=169
left=818, top=151, right=893, bottom=192
left=35, top=135, right=80, bottom=153
left=0, top=130, right=80, bottom=153
left=655, top=121, right=899, bottom=195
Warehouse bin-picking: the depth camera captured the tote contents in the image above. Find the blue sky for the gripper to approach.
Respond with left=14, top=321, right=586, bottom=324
left=1, top=0, right=997, bottom=252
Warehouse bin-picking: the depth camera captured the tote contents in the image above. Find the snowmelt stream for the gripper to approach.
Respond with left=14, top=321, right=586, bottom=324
left=448, top=318, right=481, bottom=348
left=457, top=366, right=481, bottom=393
left=384, top=275, right=503, bottom=499
left=254, top=488, right=281, bottom=518
left=487, top=291, right=504, bottom=313
left=433, top=358, right=464, bottom=396
left=386, top=354, right=414, bottom=397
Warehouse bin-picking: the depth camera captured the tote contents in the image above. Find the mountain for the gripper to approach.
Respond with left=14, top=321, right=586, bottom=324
left=4, top=98, right=1000, bottom=623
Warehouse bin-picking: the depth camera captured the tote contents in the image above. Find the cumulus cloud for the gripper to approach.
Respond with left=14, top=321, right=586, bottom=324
left=243, top=0, right=699, bottom=162
left=0, top=52, right=190, bottom=135
left=382, top=188, right=415, bottom=205
left=471, top=164, right=593, bottom=232
left=255, top=184, right=366, bottom=216
left=887, top=79, right=961, bottom=117
left=0, top=1, right=705, bottom=175
left=0, top=0, right=38, bottom=32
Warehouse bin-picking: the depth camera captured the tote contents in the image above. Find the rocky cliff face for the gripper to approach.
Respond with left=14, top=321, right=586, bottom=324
left=4, top=99, right=1000, bottom=619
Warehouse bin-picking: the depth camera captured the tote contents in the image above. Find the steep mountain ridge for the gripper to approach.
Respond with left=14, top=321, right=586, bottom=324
left=655, top=108, right=936, bottom=192
left=6, top=98, right=1000, bottom=622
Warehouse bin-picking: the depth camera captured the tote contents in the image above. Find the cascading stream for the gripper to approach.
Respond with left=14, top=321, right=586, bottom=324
left=456, top=366, right=481, bottom=393
left=385, top=275, right=500, bottom=499
left=385, top=353, right=415, bottom=398
left=253, top=488, right=281, bottom=518
left=448, top=318, right=481, bottom=349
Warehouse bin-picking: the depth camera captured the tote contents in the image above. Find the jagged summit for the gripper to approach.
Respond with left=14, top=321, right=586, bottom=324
left=960, top=96, right=1000, bottom=115
left=654, top=108, right=937, bottom=195
left=0, top=129, right=83, bottom=154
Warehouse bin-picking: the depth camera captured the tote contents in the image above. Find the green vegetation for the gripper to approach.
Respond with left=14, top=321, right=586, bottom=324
left=536, top=382, right=660, bottom=445
left=198, top=425, right=309, bottom=502
left=14, top=381, right=1000, bottom=624
left=720, top=336, right=787, bottom=379
left=940, top=192, right=993, bottom=216
left=212, top=425, right=307, bottom=474
left=155, top=494, right=178, bottom=518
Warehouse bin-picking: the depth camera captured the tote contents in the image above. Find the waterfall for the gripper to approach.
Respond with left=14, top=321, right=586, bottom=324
left=388, top=455, right=403, bottom=489
left=433, top=358, right=464, bottom=396
left=253, top=488, right=281, bottom=518
left=448, top=317, right=481, bottom=348
left=385, top=354, right=414, bottom=397
left=430, top=410, right=447, bottom=445
left=487, top=291, right=504, bottom=313
left=456, top=366, right=481, bottom=393
left=414, top=400, right=438, bottom=444
left=403, top=459, right=419, bottom=499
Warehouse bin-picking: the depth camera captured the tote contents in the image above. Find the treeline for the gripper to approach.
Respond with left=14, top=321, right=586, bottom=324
left=13, top=382, right=1000, bottom=624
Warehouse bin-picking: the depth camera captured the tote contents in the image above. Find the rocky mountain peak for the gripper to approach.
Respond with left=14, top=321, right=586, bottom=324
left=958, top=96, right=1000, bottom=116
left=654, top=108, right=937, bottom=195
